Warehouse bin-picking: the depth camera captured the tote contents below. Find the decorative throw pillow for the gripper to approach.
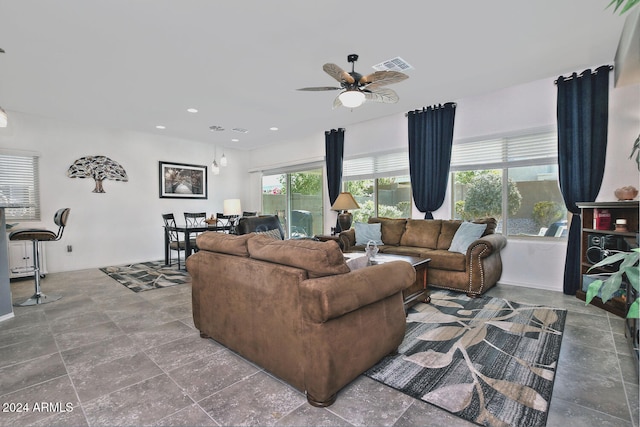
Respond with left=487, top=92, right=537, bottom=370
left=354, top=222, right=383, bottom=246
left=448, top=222, right=487, bottom=254
left=368, top=217, right=406, bottom=246
left=254, top=228, right=282, bottom=240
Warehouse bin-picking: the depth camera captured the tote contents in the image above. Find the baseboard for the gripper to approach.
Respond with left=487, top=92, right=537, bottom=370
left=496, top=280, right=562, bottom=292
left=0, top=311, right=15, bottom=323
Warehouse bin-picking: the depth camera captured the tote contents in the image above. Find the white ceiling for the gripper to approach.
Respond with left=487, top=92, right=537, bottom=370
left=0, top=1, right=631, bottom=151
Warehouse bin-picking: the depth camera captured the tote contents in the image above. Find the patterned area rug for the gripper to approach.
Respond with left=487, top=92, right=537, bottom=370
left=365, top=290, right=566, bottom=427
left=100, top=260, right=190, bottom=293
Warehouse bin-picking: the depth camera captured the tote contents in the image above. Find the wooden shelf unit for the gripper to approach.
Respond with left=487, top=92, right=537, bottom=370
left=575, top=201, right=638, bottom=318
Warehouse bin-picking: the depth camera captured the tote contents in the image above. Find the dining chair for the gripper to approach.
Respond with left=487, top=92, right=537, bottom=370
left=216, top=213, right=238, bottom=233
left=184, top=212, right=207, bottom=251
left=162, top=213, right=186, bottom=269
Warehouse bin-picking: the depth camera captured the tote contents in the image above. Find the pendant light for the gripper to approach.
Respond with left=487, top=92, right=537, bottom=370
left=211, top=146, right=220, bottom=175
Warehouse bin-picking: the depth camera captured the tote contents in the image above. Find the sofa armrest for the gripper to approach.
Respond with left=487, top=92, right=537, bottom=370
left=338, top=229, right=356, bottom=252
left=300, top=261, right=415, bottom=323
left=466, top=233, right=507, bottom=259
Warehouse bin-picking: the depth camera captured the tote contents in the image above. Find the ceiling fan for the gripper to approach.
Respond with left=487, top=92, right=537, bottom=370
left=297, top=54, right=409, bottom=109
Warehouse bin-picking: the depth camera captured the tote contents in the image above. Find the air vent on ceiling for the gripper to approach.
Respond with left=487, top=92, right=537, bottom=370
left=372, top=57, right=413, bottom=72
left=209, top=125, right=225, bottom=131
left=232, top=127, right=249, bottom=134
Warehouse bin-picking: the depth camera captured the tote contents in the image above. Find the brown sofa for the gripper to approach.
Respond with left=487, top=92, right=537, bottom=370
left=339, top=217, right=507, bottom=297
left=186, top=232, right=416, bottom=407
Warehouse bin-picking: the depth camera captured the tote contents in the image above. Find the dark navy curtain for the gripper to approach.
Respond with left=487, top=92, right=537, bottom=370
left=325, top=128, right=345, bottom=231
left=407, top=103, right=456, bottom=219
left=556, top=65, right=611, bottom=295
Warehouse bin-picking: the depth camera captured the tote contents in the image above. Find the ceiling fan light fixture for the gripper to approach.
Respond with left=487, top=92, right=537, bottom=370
left=338, top=90, right=365, bottom=108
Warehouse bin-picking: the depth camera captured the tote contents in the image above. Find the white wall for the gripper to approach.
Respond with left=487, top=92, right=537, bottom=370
left=0, top=112, right=250, bottom=272
left=248, top=75, right=640, bottom=292
left=1, top=73, right=637, bottom=288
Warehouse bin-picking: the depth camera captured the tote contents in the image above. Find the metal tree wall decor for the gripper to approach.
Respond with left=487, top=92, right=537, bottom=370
left=67, top=155, right=128, bottom=193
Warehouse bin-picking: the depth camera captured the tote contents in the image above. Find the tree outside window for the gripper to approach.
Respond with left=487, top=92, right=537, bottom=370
left=345, top=176, right=411, bottom=223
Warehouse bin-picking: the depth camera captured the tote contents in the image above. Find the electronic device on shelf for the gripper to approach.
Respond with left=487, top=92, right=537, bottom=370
left=586, top=233, right=634, bottom=264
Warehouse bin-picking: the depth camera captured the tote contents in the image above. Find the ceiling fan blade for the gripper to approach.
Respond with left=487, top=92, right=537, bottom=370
left=359, top=71, right=408, bottom=90
left=297, top=86, right=342, bottom=91
left=323, top=63, right=355, bottom=84
left=332, top=94, right=343, bottom=109
left=364, top=88, right=399, bottom=104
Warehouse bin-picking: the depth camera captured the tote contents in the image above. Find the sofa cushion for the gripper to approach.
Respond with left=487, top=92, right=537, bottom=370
left=248, top=235, right=350, bottom=278
left=421, top=249, right=466, bottom=272
left=368, top=217, right=407, bottom=246
left=354, top=222, right=383, bottom=246
left=195, top=232, right=253, bottom=257
left=448, top=222, right=487, bottom=253
left=437, top=220, right=462, bottom=250
left=400, top=219, right=442, bottom=249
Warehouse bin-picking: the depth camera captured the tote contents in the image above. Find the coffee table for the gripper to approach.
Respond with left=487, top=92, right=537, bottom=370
left=366, top=253, right=431, bottom=311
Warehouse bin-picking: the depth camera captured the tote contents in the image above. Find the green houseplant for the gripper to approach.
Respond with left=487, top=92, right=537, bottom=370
left=586, top=248, right=639, bottom=318
left=608, top=0, right=640, bottom=14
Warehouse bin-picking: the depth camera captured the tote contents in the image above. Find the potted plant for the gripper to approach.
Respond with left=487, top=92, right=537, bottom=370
left=585, top=248, right=639, bottom=317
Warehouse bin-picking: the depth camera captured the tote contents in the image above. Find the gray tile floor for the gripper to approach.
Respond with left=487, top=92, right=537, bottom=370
left=0, top=269, right=638, bottom=427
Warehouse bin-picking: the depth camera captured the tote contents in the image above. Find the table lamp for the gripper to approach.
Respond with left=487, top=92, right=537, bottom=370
left=223, top=199, right=242, bottom=216
left=331, top=192, right=360, bottom=232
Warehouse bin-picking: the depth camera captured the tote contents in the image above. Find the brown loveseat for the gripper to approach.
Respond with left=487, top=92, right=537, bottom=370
left=186, top=232, right=415, bottom=407
left=339, top=217, right=507, bottom=297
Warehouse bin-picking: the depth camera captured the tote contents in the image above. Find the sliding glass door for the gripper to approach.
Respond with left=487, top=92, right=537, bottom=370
left=261, top=167, right=323, bottom=238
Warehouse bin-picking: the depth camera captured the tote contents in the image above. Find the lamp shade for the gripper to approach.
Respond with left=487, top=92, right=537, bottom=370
left=223, top=198, right=242, bottom=216
left=331, top=192, right=360, bottom=211
left=338, top=90, right=365, bottom=108
left=0, top=107, right=7, bottom=128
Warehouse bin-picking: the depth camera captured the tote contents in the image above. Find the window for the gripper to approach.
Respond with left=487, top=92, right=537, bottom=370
left=343, top=151, right=412, bottom=223
left=262, top=166, right=323, bottom=238
left=0, top=152, right=41, bottom=221
left=450, top=130, right=566, bottom=237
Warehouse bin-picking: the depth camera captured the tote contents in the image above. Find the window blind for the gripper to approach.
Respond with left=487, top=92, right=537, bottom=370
left=343, top=150, right=410, bottom=180
left=0, top=153, right=41, bottom=220
left=450, top=131, right=557, bottom=171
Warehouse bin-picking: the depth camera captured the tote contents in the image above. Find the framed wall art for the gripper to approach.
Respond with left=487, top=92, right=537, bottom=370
left=159, top=161, right=208, bottom=199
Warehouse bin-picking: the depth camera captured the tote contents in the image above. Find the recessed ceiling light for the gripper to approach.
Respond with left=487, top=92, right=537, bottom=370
left=231, top=138, right=239, bottom=142
left=156, top=125, right=166, bottom=129
left=187, top=108, right=198, bottom=113
left=269, top=127, right=279, bottom=131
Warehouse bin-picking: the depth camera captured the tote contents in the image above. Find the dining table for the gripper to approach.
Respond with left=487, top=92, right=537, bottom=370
left=163, top=223, right=231, bottom=267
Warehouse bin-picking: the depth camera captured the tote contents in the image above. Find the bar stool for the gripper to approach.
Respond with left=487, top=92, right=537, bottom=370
left=9, top=208, right=70, bottom=306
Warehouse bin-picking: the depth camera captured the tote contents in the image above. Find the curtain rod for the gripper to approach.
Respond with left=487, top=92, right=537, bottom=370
left=554, top=65, right=613, bottom=85
left=404, top=102, right=457, bottom=117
